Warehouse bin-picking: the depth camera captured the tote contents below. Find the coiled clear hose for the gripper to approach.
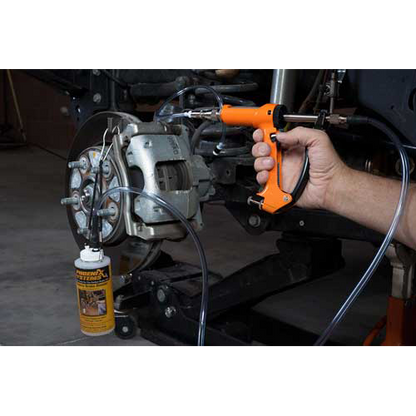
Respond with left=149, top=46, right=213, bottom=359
left=95, top=186, right=209, bottom=346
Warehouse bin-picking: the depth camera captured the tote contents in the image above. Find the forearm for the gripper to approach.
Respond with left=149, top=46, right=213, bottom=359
left=325, top=167, right=416, bottom=250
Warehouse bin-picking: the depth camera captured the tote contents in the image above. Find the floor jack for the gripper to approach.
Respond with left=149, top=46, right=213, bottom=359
left=112, top=233, right=345, bottom=346
left=364, top=243, right=416, bottom=346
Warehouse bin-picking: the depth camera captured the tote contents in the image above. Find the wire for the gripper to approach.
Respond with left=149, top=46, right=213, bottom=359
left=89, top=125, right=121, bottom=239
left=314, top=116, right=410, bottom=346
left=103, top=143, right=113, bottom=161
left=99, top=128, right=109, bottom=161
left=88, top=160, right=103, bottom=248
left=95, top=186, right=210, bottom=346
left=99, top=125, right=120, bottom=161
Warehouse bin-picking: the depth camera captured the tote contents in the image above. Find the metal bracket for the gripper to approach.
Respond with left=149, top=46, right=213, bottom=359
left=386, top=243, right=416, bottom=299
left=314, top=110, right=328, bottom=130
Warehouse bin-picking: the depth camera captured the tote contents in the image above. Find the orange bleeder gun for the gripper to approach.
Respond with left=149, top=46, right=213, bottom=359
left=189, top=104, right=309, bottom=214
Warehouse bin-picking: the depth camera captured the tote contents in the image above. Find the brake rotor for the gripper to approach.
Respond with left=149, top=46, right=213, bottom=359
left=65, top=111, right=162, bottom=275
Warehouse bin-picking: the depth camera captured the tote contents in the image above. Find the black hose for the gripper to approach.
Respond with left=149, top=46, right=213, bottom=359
left=88, top=170, right=103, bottom=249
left=347, top=116, right=408, bottom=161
left=190, top=120, right=212, bottom=154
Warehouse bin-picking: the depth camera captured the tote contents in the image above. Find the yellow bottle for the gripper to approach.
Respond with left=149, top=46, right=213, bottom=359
left=74, top=246, right=115, bottom=336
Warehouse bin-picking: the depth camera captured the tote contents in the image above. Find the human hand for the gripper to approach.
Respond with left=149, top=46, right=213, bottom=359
left=251, top=127, right=348, bottom=209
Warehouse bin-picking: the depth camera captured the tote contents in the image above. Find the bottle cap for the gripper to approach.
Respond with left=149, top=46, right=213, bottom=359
left=80, top=245, right=104, bottom=262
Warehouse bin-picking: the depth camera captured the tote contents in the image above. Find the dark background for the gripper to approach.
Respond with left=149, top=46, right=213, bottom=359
left=0, top=70, right=76, bottom=152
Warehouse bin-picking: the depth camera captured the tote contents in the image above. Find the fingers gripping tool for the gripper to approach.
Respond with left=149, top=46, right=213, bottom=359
left=188, top=104, right=310, bottom=214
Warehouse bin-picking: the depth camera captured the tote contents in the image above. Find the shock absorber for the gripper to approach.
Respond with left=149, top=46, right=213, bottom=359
left=270, top=66, right=298, bottom=112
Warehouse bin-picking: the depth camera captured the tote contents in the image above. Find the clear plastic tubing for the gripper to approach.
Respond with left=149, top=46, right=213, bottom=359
left=314, top=117, right=410, bottom=346
left=95, top=186, right=209, bottom=346
left=154, top=85, right=227, bottom=153
left=154, top=85, right=224, bottom=121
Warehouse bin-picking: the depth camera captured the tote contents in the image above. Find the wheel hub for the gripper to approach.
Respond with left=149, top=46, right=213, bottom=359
left=68, top=145, right=123, bottom=243
left=64, top=112, right=163, bottom=275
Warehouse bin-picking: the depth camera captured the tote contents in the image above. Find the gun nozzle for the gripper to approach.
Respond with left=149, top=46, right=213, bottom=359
left=186, top=109, right=220, bottom=122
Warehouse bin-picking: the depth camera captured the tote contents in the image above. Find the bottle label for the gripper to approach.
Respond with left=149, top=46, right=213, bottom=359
left=75, top=264, right=115, bottom=335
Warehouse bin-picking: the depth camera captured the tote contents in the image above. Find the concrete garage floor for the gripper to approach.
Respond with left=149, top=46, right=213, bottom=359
left=0, top=146, right=391, bottom=346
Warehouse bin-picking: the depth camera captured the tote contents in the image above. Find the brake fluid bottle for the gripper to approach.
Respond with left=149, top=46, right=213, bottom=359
left=74, top=246, right=115, bottom=336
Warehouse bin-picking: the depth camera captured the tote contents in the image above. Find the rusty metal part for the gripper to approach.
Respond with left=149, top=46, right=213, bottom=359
left=215, top=69, right=240, bottom=79
left=363, top=316, right=387, bottom=346
left=382, top=297, right=416, bottom=346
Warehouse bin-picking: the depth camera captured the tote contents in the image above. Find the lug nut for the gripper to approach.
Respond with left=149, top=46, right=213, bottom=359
left=248, top=214, right=261, bottom=228
left=120, top=274, right=132, bottom=284
left=97, top=207, right=116, bottom=218
left=77, top=227, right=89, bottom=236
left=91, top=163, right=110, bottom=175
left=164, top=306, right=176, bottom=319
left=92, top=69, right=101, bottom=76
left=61, top=196, right=79, bottom=206
left=68, top=160, right=87, bottom=169
left=93, top=93, right=102, bottom=104
left=157, top=288, right=167, bottom=303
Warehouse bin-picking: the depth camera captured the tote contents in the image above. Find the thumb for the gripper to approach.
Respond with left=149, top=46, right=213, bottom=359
left=277, top=127, right=321, bottom=149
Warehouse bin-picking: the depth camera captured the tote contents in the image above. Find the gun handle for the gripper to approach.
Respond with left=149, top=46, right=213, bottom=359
left=256, top=125, right=292, bottom=214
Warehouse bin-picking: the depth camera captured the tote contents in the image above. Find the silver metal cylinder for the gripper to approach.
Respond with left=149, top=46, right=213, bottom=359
left=283, top=114, right=347, bottom=125
left=68, top=160, right=87, bottom=169
left=97, top=207, right=116, bottom=218
left=283, top=114, right=318, bottom=123
left=61, top=196, right=79, bottom=206
left=270, top=69, right=297, bottom=110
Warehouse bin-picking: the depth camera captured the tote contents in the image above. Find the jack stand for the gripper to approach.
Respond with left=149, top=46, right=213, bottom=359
left=364, top=244, right=416, bottom=350
left=383, top=243, right=416, bottom=346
